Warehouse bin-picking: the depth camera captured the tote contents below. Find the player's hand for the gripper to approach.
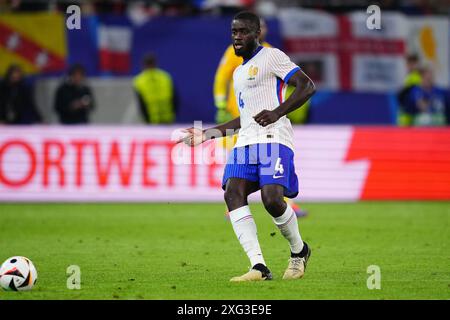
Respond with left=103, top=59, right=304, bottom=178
left=215, top=109, right=233, bottom=124
left=253, top=110, right=280, bottom=127
left=176, top=127, right=205, bottom=147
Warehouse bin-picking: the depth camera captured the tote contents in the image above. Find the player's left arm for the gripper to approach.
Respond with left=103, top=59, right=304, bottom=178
left=254, top=69, right=315, bottom=127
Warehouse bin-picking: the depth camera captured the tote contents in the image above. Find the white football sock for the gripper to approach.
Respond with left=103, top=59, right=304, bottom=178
left=273, top=205, right=304, bottom=254
left=229, top=205, right=266, bottom=267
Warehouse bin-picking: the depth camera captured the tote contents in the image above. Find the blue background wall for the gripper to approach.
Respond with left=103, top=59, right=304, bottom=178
left=309, top=91, right=398, bottom=124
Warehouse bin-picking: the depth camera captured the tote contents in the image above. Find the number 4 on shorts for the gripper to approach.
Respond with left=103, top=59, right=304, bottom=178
left=274, top=157, right=284, bottom=176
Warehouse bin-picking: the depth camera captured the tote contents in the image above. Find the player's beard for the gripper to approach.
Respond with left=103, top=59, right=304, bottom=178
left=234, top=42, right=258, bottom=59
left=233, top=45, right=246, bottom=57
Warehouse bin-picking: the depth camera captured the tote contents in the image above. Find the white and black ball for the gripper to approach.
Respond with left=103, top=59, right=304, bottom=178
left=0, top=256, right=38, bottom=291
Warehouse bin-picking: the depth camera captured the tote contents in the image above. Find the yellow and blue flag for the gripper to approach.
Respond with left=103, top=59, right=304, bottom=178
left=0, top=12, right=67, bottom=75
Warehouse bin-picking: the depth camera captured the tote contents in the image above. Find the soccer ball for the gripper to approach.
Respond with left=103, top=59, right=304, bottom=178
left=0, top=256, right=38, bottom=291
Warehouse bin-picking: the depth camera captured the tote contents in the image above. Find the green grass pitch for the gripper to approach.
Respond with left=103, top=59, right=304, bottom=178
left=0, top=202, right=448, bottom=300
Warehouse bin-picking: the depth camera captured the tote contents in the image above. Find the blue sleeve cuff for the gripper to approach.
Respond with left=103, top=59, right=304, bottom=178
left=283, top=67, right=300, bottom=83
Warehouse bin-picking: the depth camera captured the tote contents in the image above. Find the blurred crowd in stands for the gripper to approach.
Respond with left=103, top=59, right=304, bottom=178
left=1, top=0, right=449, bottom=16
left=0, top=63, right=93, bottom=124
left=0, top=53, right=177, bottom=125
left=397, top=55, right=450, bottom=126
left=1, top=53, right=449, bottom=126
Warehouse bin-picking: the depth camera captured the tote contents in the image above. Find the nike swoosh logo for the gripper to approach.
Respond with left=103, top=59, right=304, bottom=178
left=273, top=175, right=284, bottom=179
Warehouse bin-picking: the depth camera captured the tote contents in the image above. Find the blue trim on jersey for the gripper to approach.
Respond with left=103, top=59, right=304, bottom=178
left=276, top=77, right=283, bottom=104
left=242, top=46, right=264, bottom=65
left=283, top=66, right=300, bottom=83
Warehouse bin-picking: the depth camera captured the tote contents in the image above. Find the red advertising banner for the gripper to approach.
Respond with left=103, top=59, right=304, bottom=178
left=0, top=126, right=449, bottom=202
left=347, top=127, right=450, bottom=199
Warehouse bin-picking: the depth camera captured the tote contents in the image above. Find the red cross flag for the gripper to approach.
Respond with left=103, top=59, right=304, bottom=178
left=279, top=9, right=407, bottom=92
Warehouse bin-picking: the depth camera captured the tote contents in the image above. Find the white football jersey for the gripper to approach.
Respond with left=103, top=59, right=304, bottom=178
left=233, top=46, right=300, bottom=151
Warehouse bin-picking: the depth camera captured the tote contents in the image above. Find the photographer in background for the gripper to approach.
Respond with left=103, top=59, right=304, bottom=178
left=0, top=64, right=42, bottom=125
left=54, top=64, right=95, bottom=124
left=397, top=54, right=422, bottom=126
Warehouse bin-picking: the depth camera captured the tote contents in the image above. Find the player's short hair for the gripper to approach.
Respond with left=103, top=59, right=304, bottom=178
left=233, top=11, right=260, bottom=32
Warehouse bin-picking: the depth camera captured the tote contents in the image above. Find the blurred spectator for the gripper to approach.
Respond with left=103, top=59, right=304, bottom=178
left=127, top=1, right=160, bottom=25
left=0, top=64, right=42, bottom=125
left=133, top=53, right=177, bottom=124
left=54, top=64, right=95, bottom=124
left=397, top=54, right=422, bottom=126
left=404, top=66, right=449, bottom=126
left=203, top=0, right=254, bottom=13
left=404, top=54, right=422, bottom=87
left=158, top=0, right=199, bottom=15
left=93, top=0, right=126, bottom=14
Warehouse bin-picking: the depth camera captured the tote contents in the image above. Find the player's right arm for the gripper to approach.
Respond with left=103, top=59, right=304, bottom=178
left=177, top=116, right=241, bottom=147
